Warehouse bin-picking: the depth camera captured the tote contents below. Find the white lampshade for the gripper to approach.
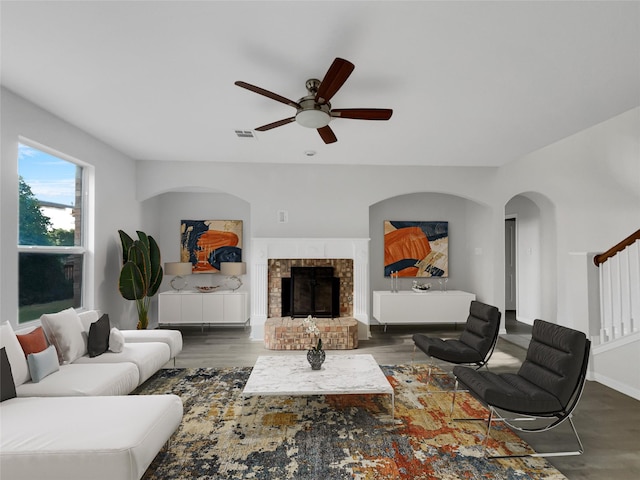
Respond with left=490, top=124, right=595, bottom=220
left=164, top=262, right=192, bottom=276
left=296, top=109, right=330, bottom=128
left=220, top=262, right=246, bottom=276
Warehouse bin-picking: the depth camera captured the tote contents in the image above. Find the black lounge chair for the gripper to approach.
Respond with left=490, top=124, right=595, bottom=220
left=412, top=300, right=501, bottom=388
left=452, top=319, right=591, bottom=459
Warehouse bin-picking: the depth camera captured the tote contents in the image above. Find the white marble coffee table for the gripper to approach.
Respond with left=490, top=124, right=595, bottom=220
left=242, top=354, right=394, bottom=419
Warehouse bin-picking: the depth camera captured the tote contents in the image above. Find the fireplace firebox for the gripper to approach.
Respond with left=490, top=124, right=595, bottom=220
left=281, top=267, right=339, bottom=318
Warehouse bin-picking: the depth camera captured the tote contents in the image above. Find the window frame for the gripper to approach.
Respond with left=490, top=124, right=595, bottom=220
left=17, top=137, right=93, bottom=322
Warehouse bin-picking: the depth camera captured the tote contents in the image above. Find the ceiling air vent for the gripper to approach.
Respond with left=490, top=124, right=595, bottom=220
left=235, top=130, right=255, bottom=138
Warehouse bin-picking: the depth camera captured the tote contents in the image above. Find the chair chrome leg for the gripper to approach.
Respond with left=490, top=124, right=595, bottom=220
left=482, top=407, right=496, bottom=457
left=450, top=380, right=489, bottom=422
left=426, top=362, right=434, bottom=388
left=450, top=379, right=459, bottom=416
left=482, top=411, right=585, bottom=459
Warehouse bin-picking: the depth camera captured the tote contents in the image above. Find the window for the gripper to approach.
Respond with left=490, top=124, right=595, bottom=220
left=17, top=142, right=86, bottom=323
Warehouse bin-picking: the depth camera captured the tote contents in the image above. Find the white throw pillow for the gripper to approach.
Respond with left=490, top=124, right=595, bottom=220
left=109, top=327, right=125, bottom=353
left=0, top=322, right=31, bottom=386
left=40, top=308, right=87, bottom=364
left=27, top=345, right=60, bottom=383
left=77, top=310, right=101, bottom=333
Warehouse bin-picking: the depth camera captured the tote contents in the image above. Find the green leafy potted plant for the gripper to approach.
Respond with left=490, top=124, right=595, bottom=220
left=118, top=230, right=163, bottom=329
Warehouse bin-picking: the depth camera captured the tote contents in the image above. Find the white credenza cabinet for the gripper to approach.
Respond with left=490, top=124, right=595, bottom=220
left=159, top=290, right=248, bottom=326
left=373, top=290, right=476, bottom=326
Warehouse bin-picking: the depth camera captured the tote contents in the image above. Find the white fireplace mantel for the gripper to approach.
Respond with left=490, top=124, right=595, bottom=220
left=250, top=238, right=370, bottom=341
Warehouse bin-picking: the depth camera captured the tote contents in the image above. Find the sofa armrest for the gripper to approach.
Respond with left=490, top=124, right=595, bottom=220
left=121, top=329, right=183, bottom=360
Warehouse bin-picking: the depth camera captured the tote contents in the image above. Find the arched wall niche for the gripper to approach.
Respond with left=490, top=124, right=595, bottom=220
left=369, top=191, right=495, bottom=311
left=141, top=188, right=252, bottom=295
left=504, top=191, right=557, bottom=324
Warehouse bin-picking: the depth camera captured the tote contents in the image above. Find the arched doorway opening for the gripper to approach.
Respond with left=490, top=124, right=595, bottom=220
left=504, top=192, right=557, bottom=346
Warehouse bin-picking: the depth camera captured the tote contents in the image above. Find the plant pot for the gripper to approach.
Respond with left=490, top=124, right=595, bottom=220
left=137, top=311, right=148, bottom=330
left=306, top=349, right=326, bottom=370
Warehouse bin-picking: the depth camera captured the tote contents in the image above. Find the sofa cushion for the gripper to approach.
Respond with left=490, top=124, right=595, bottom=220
left=77, top=309, right=101, bottom=333
left=0, top=394, right=183, bottom=480
left=88, top=314, right=111, bottom=357
left=518, top=319, right=589, bottom=408
left=41, top=308, right=87, bottom=364
left=412, top=334, right=483, bottom=363
left=453, top=367, right=563, bottom=414
left=0, top=322, right=30, bottom=386
left=121, top=329, right=183, bottom=359
left=74, top=342, right=171, bottom=386
left=16, top=326, right=48, bottom=356
left=109, top=327, right=125, bottom=353
left=16, top=362, right=139, bottom=397
left=26, top=345, right=60, bottom=383
left=1, top=347, right=17, bottom=402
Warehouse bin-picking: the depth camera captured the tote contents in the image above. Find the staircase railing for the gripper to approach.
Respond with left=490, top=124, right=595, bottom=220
left=593, top=229, right=640, bottom=343
left=594, top=229, right=640, bottom=266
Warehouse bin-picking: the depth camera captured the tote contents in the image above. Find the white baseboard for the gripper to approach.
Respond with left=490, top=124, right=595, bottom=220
left=592, top=372, right=640, bottom=401
left=515, top=315, right=535, bottom=326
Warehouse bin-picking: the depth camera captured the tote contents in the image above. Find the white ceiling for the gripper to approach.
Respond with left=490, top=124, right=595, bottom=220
left=1, top=1, right=639, bottom=167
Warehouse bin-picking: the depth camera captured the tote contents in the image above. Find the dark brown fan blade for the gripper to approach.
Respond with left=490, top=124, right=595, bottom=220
left=317, top=125, right=337, bottom=144
left=315, top=58, right=355, bottom=104
left=331, top=108, right=393, bottom=120
left=235, top=81, right=301, bottom=109
left=255, top=117, right=296, bottom=131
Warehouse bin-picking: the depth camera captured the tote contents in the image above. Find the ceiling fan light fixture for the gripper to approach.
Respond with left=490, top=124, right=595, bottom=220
left=295, top=109, right=331, bottom=128
left=235, top=58, right=391, bottom=144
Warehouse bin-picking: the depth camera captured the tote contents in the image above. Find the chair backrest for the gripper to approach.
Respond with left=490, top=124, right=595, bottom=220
left=518, top=319, right=590, bottom=409
left=458, top=301, right=502, bottom=361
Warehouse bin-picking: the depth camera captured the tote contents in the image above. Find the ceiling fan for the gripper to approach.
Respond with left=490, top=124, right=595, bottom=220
left=235, top=57, right=393, bottom=144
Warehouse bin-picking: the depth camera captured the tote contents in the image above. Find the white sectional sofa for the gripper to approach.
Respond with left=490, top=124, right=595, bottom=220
left=1, top=395, right=183, bottom=480
left=0, top=309, right=182, bottom=395
left=16, top=362, right=140, bottom=397
left=0, top=308, right=185, bottom=480
left=76, top=310, right=184, bottom=381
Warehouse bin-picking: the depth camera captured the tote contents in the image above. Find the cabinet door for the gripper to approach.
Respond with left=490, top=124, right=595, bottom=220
left=202, top=294, right=224, bottom=323
left=159, top=294, right=182, bottom=324
left=181, top=294, right=203, bottom=324
left=223, top=293, right=247, bottom=324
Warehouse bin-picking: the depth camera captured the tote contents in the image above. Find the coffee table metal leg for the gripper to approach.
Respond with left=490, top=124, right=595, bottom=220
left=391, top=391, right=395, bottom=420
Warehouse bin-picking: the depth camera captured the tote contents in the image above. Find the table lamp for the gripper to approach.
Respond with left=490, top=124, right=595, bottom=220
left=220, top=262, right=246, bottom=291
left=164, top=262, right=192, bottom=291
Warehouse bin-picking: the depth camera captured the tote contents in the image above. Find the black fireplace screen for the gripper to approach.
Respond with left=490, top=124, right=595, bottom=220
left=281, top=266, right=339, bottom=318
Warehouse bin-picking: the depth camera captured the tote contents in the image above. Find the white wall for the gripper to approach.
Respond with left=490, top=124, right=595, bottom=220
left=137, top=162, right=502, bottom=236
left=0, top=88, right=141, bottom=329
left=137, top=108, right=639, bottom=334
left=140, top=191, right=251, bottom=327
left=138, top=162, right=506, bottom=310
left=2, top=89, right=637, bottom=396
left=505, top=195, right=544, bottom=325
left=498, top=107, right=640, bottom=330
left=369, top=192, right=494, bottom=306
left=2, top=87, right=638, bottom=349
left=592, top=334, right=640, bottom=400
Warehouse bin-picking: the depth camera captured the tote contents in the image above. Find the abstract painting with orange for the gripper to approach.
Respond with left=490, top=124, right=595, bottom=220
left=384, top=221, right=448, bottom=277
left=180, top=220, right=243, bottom=273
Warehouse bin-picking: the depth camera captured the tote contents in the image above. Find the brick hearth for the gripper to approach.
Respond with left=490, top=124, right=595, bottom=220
left=264, top=317, right=359, bottom=350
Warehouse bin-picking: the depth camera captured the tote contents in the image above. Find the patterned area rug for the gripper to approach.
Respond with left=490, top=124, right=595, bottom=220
left=134, top=365, right=566, bottom=479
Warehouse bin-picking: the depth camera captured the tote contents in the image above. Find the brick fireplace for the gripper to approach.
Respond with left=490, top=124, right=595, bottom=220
left=250, top=238, right=370, bottom=342
left=267, top=259, right=354, bottom=318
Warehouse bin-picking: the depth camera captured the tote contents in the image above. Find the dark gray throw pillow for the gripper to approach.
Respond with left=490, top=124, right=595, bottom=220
left=88, top=314, right=111, bottom=357
left=1, top=347, right=17, bottom=401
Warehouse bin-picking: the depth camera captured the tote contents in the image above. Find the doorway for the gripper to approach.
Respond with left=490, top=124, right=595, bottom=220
left=505, top=218, right=516, bottom=311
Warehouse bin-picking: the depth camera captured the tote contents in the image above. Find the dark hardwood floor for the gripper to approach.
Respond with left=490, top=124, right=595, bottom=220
left=164, top=317, right=639, bottom=480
